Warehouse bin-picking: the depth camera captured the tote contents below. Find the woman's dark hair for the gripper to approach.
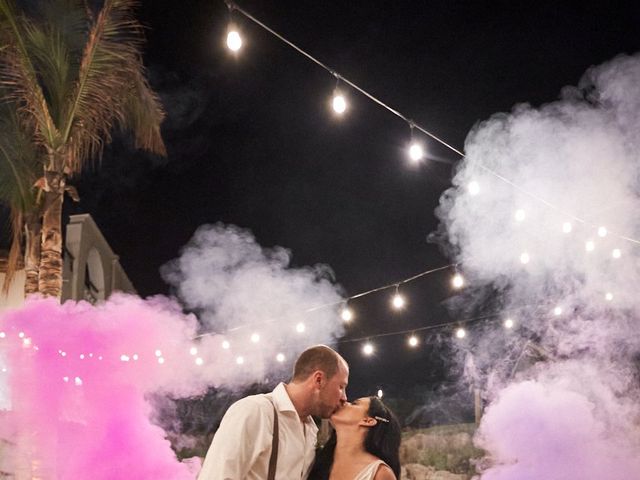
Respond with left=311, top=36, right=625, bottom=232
left=308, top=397, right=402, bottom=479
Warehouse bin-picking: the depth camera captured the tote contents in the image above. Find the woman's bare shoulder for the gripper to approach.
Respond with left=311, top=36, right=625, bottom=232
left=373, top=463, right=396, bottom=480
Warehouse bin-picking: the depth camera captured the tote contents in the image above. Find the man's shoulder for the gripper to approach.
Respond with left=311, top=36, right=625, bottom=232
left=228, top=392, right=274, bottom=413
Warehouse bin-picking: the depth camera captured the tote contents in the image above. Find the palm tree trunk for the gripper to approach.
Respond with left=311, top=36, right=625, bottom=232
left=38, top=172, right=64, bottom=298
left=23, top=212, right=41, bottom=295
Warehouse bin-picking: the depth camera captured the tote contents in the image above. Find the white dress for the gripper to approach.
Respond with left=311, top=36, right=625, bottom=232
left=353, top=459, right=391, bottom=480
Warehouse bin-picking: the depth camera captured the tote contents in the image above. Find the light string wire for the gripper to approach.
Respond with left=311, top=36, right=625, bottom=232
left=224, top=0, right=640, bottom=246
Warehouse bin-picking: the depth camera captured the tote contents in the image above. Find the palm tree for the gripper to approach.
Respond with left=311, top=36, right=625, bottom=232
left=0, top=0, right=166, bottom=298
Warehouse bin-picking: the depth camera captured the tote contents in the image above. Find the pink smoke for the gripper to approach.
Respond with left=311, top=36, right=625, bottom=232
left=0, top=296, right=203, bottom=480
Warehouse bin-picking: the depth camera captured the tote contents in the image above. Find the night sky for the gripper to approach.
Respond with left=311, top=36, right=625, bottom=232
left=70, top=0, right=640, bottom=400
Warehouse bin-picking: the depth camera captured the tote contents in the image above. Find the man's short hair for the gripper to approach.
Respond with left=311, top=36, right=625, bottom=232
left=292, top=345, right=342, bottom=381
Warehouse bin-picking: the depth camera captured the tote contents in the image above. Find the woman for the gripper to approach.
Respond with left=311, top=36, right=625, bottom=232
left=309, top=396, right=401, bottom=480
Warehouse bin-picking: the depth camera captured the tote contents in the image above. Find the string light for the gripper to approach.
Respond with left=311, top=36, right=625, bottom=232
left=468, top=181, right=480, bottom=195
left=221, top=1, right=640, bottom=252
left=377, top=389, right=383, bottom=398
left=250, top=333, right=260, bottom=343
left=132, top=354, right=139, bottom=361
left=562, top=222, right=573, bottom=233
left=226, top=29, right=242, bottom=51
left=189, top=347, right=198, bottom=356
left=598, top=226, right=608, bottom=237
left=120, top=354, right=130, bottom=362
left=295, top=322, right=306, bottom=333
left=455, top=327, right=467, bottom=339
left=504, top=318, right=514, bottom=329
left=605, top=292, right=613, bottom=301
left=515, top=209, right=526, bottom=222
left=408, top=335, right=419, bottom=347
left=0, top=332, right=5, bottom=338
left=362, top=342, right=374, bottom=356
left=18, top=332, right=24, bottom=338
left=158, top=357, right=165, bottom=364
left=222, top=340, right=231, bottom=349
left=276, top=353, right=285, bottom=362
left=391, top=285, right=406, bottom=310
left=74, top=377, right=83, bottom=386
left=520, top=252, right=530, bottom=264
left=195, top=357, right=204, bottom=366
left=236, top=356, right=245, bottom=365
left=451, top=272, right=464, bottom=289
left=340, top=304, right=354, bottom=322
left=612, top=248, right=622, bottom=259
left=585, top=240, right=595, bottom=252
left=155, top=350, right=162, bottom=357
left=553, top=306, right=563, bottom=316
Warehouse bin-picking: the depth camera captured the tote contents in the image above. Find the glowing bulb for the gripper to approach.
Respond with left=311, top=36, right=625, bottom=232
left=605, top=292, right=613, bottom=301
left=1, top=367, right=6, bottom=373
left=295, top=323, right=306, bottom=333
left=222, top=340, right=231, bottom=350
left=408, top=143, right=423, bottom=162
left=74, top=377, right=83, bottom=386
left=408, top=335, right=419, bottom=347
left=60, top=351, right=67, bottom=357
left=468, top=181, right=480, bottom=195
left=155, top=350, right=162, bottom=357
left=276, top=353, right=285, bottom=363
left=22, top=338, right=31, bottom=347
left=236, top=356, right=244, bottom=365
left=120, top=354, right=130, bottom=362
left=332, top=94, right=347, bottom=114
left=132, top=354, right=139, bottom=361
left=455, top=328, right=466, bottom=339
left=195, top=357, right=204, bottom=366
left=0, top=332, right=5, bottom=338
left=612, top=249, right=621, bottom=259
left=18, top=332, right=24, bottom=338
left=79, top=354, right=85, bottom=360
left=98, top=356, right=103, bottom=360
left=562, top=222, right=573, bottom=233
left=515, top=209, right=526, bottom=222
left=585, top=240, right=595, bottom=252
left=520, top=252, right=530, bottom=264
left=226, top=30, right=242, bottom=51
left=250, top=333, right=260, bottom=343
left=598, top=226, right=608, bottom=237
left=504, top=318, right=514, bottom=329
left=189, top=347, right=198, bottom=356
left=158, top=357, right=165, bottom=364
left=62, top=376, right=69, bottom=382
left=362, top=343, right=374, bottom=356
left=340, top=307, right=353, bottom=322
left=377, top=389, right=383, bottom=398
left=553, top=306, right=563, bottom=316
left=452, top=273, right=464, bottom=289
left=391, top=293, right=406, bottom=310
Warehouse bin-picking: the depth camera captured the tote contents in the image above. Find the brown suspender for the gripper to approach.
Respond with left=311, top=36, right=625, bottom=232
left=267, top=399, right=279, bottom=480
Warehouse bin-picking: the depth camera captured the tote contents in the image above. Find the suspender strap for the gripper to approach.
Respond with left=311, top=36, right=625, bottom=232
left=267, top=399, right=279, bottom=480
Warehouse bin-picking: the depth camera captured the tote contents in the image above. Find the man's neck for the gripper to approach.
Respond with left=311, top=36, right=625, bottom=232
left=284, top=382, right=311, bottom=420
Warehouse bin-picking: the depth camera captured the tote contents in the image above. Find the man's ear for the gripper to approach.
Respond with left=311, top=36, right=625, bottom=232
left=359, top=417, right=377, bottom=428
left=311, top=370, right=325, bottom=388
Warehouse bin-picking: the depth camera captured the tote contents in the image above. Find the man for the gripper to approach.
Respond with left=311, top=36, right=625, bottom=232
left=198, top=344, right=349, bottom=479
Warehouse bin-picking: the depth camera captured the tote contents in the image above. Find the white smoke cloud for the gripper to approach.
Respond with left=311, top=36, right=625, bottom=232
left=161, top=222, right=345, bottom=387
left=435, top=53, right=640, bottom=478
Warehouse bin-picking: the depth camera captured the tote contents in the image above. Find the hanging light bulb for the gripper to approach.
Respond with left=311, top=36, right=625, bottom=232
left=455, top=328, right=466, bottom=339
left=408, top=142, right=424, bottom=162
left=391, top=285, right=406, bottom=310
left=195, top=357, right=204, bottom=366
left=250, top=333, right=260, bottom=343
left=222, top=340, right=231, bottom=349
left=377, top=389, right=384, bottom=398
left=605, top=292, right=613, bottom=301
left=236, top=356, right=245, bottom=365
left=362, top=342, right=374, bottom=356
left=340, top=304, right=354, bottom=322
left=295, top=322, right=306, bottom=333
left=452, top=272, right=464, bottom=289
left=504, top=318, right=514, bottom=329
left=332, top=91, right=347, bottom=114
left=514, top=209, right=526, bottom=222
left=468, top=181, right=480, bottom=195
left=585, top=240, right=595, bottom=252
left=408, top=335, right=419, bottom=347
left=189, top=346, right=198, bottom=356
left=562, top=222, right=573, bottom=233
left=612, top=248, right=621, bottom=259
left=276, top=353, right=285, bottom=363
left=553, top=306, right=563, bottom=316
left=520, top=252, right=530, bottom=264
left=597, top=226, right=608, bottom=237
left=226, top=29, right=242, bottom=51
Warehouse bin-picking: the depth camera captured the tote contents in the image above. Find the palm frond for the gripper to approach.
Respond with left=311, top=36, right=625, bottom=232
left=0, top=0, right=59, bottom=149
left=64, top=0, right=165, bottom=171
left=120, top=66, right=166, bottom=156
left=2, top=206, right=23, bottom=293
